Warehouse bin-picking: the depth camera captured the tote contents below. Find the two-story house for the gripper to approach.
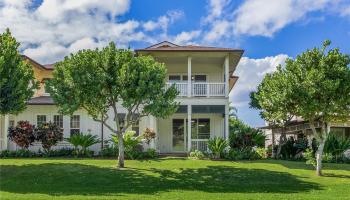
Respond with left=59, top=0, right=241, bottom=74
left=0, top=41, right=244, bottom=154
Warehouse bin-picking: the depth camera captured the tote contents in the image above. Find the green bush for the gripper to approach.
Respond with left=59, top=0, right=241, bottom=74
left=229, top=118, right=266, bottom=149
left=280, top=137, right=308, bottom=160
left=65, top=133, right=100, bottom=157
left=208, top=137, right=228, bottom=159
left=255, top=147, right=267, bottom=159
left=304, top=148, right=316, bottom=168
left=225, top=147, right=260, bottom=160
left=0, top=149, right=36, bottom=158
left=100, top=145, right=119, bottom=157
left=189, top=150, right=206, bottom=160
left=143, top=148, right=158, bottom=159
left=41, top=148, right=75, bottom=157
left=324, top=134, right=350, bottom=161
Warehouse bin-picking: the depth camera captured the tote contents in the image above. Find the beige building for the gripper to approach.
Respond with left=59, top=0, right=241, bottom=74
left=0, top=41, right=243, bottom=153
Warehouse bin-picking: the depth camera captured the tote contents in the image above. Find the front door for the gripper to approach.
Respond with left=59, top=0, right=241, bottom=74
left=172, top=119, right=186, bottom=152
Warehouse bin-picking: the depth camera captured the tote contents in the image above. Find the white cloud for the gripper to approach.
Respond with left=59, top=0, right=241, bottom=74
left=233, top=0, right=334, bottom=37
left=142, top=10, right=184, bottom=33
left=174, top=30, right=201, bottom=45
left=230, top=54, right=289, bottom=107
left=0, top=0, right=183, bottom=63
left=203, top=0, right=230, bottom=23
left=204, top=20, right=230, bottom=42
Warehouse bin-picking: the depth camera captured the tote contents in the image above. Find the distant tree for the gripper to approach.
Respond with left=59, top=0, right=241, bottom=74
left=47, top=43, right=178, bottom=168
left=250, top=67, right=295, bottom=158
left=0, top=29, right=38, bottom=115
left=285, top=40, right=350, bottom=176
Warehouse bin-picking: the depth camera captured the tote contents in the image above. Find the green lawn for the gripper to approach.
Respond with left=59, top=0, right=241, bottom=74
left=0, top=158, right=349, bottom=200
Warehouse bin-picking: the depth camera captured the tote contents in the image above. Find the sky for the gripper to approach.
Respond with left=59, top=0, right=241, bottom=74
left=1, top=0, right=350, bottom=127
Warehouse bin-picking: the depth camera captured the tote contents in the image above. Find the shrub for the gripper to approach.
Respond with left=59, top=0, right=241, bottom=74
left=255, top=147, right=267, bottom=159
left=207, top=137, right=228, bottom=159
left=8, top=121, right=35, bottom=149
left=324, top=134, right=350, bottom=162
left=35, top=122, right=63, bottom=152
left=304, top=148, right=316, bottom=168
left=42, top=148, right=74, bottom=157
left=189, top=150, right=206, bottom=160
left=280, top=137, right=308, bottom=160
left=143, top=148, right=158, bottom=159
left=66, top=133, right=100, bottom=157
left=225, top=147, right=260, bottom=160
left=100, top=145, right=119, bottom=157
left=229, top=118, right=265, bottom=149
left=0, top=149, right=36, bottom=158
left=142, top=128, right=156, bottom=145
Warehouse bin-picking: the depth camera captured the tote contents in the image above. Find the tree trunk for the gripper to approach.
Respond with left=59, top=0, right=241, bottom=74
left=271, top=131, right=276, bottom=159
left=117, top=132, right=125, bottom=168
left=276, top=127, right=287, bottom=159
left=316, top=138, right=325, bottom=176
left=315, top=122, right=330, bottom=176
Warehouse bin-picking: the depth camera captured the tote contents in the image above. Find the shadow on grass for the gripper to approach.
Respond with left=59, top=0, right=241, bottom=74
left=0, top=162, right=322, bottom=196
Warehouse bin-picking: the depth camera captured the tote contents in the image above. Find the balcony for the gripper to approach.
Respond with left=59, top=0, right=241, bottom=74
left=166, top=82, right=225, bottom=97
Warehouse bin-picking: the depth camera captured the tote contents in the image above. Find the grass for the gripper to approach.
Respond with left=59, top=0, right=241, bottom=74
left=0, top=158, right=350, bottom=200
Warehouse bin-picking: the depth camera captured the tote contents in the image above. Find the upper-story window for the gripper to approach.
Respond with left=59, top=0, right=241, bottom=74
left=168, top=75, right=182, bottom=82
left=42, top=78, right=51, bottom=96
left=168, top=75, right=207, bottom=82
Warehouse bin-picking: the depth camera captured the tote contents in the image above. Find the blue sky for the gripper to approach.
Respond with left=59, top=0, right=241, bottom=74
left=1, top=0, right=350, bottom=127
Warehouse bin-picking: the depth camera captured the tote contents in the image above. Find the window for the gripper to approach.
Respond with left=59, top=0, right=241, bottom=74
left=54, top=115, right=63, bottom=129
left=42, top=78, right=51, bottom=95
left=70, top=115, right=80, bottom=136
left=9, top=120, right=15, bottom=128
left=37, top=115, right=46, bottom=127
left=168, top=75, right=181, bottom=82
left=193, top=75, right=207, bottom=82
left=132, top=120, right=140, bottom=136
left=188, top=118, right=210, bottom=139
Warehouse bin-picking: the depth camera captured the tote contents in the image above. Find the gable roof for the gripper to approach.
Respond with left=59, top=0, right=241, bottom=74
left=136, top=41, right=244, bottom=53
left=22, top=55, right=54, bottom=70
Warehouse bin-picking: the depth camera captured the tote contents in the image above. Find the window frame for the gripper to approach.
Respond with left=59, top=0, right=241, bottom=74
left=36, top=115, right=47, bottom=127
left=70, top=115, right=80, bottom=136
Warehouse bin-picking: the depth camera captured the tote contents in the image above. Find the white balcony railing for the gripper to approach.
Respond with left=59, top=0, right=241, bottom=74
left=191, top=139, right=208, bottom=152
left=166, top=82, right=225, bottom=97
left=192, top=82, right=225, bottom=97
left=166, top=82, right=188, bottom=96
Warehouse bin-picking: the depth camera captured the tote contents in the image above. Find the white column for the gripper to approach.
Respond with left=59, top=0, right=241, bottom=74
left=187, top=57, right=192, bottom=97
left=224, top=104, right=229, bottom=141
left=3, top=115, right=9, bottom=150
left=187, top=104, right=192, bottom=152
left=224, top=56, right=229, bottom=97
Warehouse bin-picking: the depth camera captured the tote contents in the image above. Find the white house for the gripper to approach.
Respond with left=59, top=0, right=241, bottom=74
left=0, top=41, right=244, bottom=154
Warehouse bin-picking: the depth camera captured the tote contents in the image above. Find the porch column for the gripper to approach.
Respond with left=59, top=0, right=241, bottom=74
left=224, top=56, right=229, bottom=97
left=3, top=115, right=9, bottom=150
left=187, top=104, right=192, bottom=152
left=187, top=57, right=192, bottom=97
left=224, top=104, right=229, bottom=141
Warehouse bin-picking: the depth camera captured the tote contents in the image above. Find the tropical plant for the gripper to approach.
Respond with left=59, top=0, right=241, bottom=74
left=0, top=29, right=39, bottom=115
left=7, top=121, right=35, bottom=149
left=207, top=137, right=228, bottom=159
left=229, top=118, right=266, bottom=149
left=47, top=43, right=178, bottom=168
left=324, top=134, right=350, bottom=162
left=65, top=133, right=100, bottom=156
left=35, top=122, right=63, bottom=152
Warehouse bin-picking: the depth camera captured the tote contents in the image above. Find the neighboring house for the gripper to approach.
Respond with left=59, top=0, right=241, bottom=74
left=0, top=41, right=244, bottom=153
left=262, top=118, right=350, bottom=148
